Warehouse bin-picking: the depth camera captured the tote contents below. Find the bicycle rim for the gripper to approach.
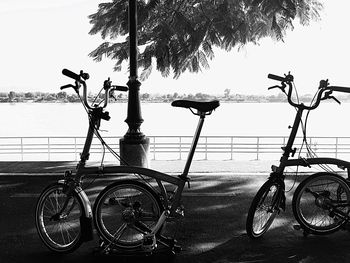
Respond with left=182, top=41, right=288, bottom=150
left=93, top=180, right=163, bottom=249
left=35, top=183, right=83, bottom=253
left=246, top=180, right=281, bottom=238
left=293, top=173, right=350, bottom=234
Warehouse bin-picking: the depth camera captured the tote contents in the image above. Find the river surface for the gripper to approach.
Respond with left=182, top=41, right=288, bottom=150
left=1, top=102, right=349, bottom=137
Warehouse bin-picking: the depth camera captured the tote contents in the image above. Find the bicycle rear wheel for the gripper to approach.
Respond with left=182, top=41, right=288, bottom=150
left=35, top=182, right=85, bottom=253
left=246, top=179, right=283, bottom=238
left=292, top=172, right=350, bottom=235
left=93, top=180, right=163, bottom=250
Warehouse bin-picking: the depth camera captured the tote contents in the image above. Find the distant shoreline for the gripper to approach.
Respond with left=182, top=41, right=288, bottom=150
left=2, top=90, right=350, bottom=104
left=2, top=99, right=350, bottom=104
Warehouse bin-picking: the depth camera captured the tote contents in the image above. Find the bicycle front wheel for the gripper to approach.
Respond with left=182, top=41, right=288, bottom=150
left=246, top=179, right=283, bottom=238
left=93, top=180, right=163, bottom=250
left=292, top=172, right=350, bottom=235
left=35, top=182, right=85, bottom=253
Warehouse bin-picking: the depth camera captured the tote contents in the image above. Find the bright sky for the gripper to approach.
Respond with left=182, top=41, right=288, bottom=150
left=0, top=0, right=349, bottom=95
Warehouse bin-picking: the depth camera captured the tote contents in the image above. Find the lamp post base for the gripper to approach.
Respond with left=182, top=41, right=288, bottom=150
left=119, top=136, right=150, bottom=167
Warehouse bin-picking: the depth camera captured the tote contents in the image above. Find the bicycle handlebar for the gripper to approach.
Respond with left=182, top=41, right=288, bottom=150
left=268, top=72, right=350, bottom=110
left=327, top=86, right=350, bottom=94
left=62, top=69, right=81, bottom=82
left=61, top=68, right=128, bottom=110
left=268, top=73, right=294, bottom=82
left=113, top=85, right=129, bottom=92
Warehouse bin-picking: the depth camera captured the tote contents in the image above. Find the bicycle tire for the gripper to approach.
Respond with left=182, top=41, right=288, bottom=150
left=246, top=179, right=283, bottom=238
left=93, top=180, right=164, bottom=250
left=292, top=172, right=350, bottom=235
left=35, top=182, right=85, bottom=253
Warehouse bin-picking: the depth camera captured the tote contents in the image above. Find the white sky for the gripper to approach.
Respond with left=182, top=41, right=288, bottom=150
left=0, top=0, right=349, bottom=95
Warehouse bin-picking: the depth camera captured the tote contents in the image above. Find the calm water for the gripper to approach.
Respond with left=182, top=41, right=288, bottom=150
left=1, top=102, right=349, bottom=137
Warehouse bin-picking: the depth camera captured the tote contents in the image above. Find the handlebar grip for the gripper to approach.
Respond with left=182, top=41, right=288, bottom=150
left=62, top=69, right=80, bottom=81
left=268, top=74, right=286, bottom=82
left=329, top=86, right=350, bottom=93
left=113, top=86, right=129, bottom=92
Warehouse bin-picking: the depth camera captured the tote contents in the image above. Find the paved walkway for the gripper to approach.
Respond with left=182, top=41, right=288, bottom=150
left=2, top=160, right=350, bottom=263
left=0, top=159, right=320, bottom=175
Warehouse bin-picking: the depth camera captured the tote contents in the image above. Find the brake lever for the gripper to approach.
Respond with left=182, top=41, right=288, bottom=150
left=268, top=83, right=286, bottom=93
left=268, top=85, right=280, bottom=90
left=330, top=96, right=341, bottom=105
left=321, top=90, right=341, bottom=105
left=60, top=84, right=75, bottom=90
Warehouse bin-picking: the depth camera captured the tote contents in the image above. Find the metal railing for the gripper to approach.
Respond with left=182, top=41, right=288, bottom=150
left=1, top=135, right=350, bottom=161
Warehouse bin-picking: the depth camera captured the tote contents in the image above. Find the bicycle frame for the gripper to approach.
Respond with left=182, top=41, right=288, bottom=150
left=38, top=68, right=220, bottom=253
left=270, top=99, right=350, bottom=176
left=65, top=108, right=208, bottom=237
left=263, top=82, right=350, bottom=215
left=245, top=73, right=350, bottom=239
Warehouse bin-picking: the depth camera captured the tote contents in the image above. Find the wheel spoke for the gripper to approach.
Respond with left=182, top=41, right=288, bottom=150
left=111, top=223, right=128, bottom=241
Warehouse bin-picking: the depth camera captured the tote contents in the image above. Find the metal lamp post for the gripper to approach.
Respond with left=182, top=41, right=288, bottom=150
left=119, top=0, right=150, bottom=167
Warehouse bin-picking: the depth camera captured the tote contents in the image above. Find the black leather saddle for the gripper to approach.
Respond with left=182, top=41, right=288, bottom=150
left=171, top=100, right=220, bottom=113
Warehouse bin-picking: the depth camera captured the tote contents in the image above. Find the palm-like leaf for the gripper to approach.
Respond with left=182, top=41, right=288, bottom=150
left=89, top=0, right=322, bottom=79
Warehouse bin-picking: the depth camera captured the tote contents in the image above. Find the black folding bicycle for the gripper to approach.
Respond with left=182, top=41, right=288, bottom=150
left=246, top=72, right=350, bottom=238
left=35, top=69, right=219, bottom=254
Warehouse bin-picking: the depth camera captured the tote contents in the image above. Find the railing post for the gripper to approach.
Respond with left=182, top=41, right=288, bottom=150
left=154, top=137, right=157, bottom=160
left=230, top=136, right=233, bottom=160
left=74, top=137, right=77, bottom=161
left=20, top=137, right=24, bottom=161
left=204, top=136, right=208, bottom=160
left=309, top=137, right=312, bottom=157
left=335, top=137, right=338, bottom=158
left=178, top=137, right=182, bottom=160
left=48, top=137, right=51, bottom=161
left=256, top=137, right=260, bottom=160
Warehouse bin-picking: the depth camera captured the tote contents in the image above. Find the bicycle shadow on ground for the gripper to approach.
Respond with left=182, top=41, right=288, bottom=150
left=169, top=174, right=350, bottom=263
left=3, top=164, right=350, bottom=263
left=84, top=174, right=350, bottom=263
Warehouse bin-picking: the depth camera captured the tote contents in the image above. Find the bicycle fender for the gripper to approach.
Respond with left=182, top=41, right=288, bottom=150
left=75, top=187, right=92, bottom=218
left=75, top=187, right=93, bottom=241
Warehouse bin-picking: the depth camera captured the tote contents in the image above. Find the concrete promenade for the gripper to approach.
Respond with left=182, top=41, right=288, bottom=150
left=1, top=160, right=350, bottom=263
left=0, top=159, right=274, bottom=175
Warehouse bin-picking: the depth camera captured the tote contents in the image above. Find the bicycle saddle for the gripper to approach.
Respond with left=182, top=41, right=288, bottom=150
left=171, top=100, right=220, bottom=113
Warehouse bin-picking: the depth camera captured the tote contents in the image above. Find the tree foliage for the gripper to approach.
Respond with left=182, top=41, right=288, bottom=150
left=89, top=0, right=322, bottom=79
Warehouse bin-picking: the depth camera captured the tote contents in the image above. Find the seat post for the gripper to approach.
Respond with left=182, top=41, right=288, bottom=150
left=181, top=112, right=206, bottom=177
